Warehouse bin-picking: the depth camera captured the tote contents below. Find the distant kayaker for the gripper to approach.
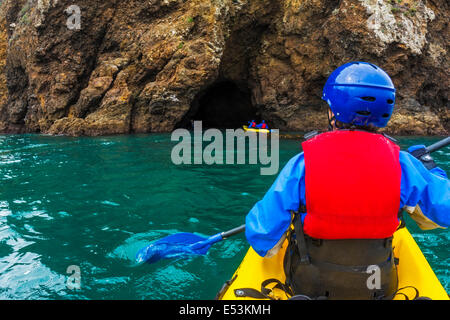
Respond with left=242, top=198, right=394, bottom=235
left=256, top=120, right=268, bottom=129
left=245, top=62, right=450, bottom=300
left=248, top=120, right=257, bottom=128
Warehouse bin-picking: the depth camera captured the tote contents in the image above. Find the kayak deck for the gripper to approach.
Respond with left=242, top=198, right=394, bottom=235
left=219, top=228, right=448, bottom=300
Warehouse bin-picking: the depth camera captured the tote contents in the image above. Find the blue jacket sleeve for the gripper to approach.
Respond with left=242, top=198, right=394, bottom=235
left=245, top=153, right=306, bottom=257
left=430, top=166, right=448, bottom=179
left=400, top=151, right=450, bottom=228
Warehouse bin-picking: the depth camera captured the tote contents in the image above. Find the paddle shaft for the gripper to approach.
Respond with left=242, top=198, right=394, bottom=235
left=221, top=225, right=245, bottom=239
left=426, top=136, right=450, bottom=154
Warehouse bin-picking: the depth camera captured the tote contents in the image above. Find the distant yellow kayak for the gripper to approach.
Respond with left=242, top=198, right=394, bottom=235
left=218, top=227, right=448, bottom=300
left=243, top=125, right=271, bottom=134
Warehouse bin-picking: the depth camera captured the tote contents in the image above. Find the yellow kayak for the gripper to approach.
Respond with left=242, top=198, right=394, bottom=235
left=218, top=228, right=448, bottom=300
left=243, top=125, right=271, bottom=134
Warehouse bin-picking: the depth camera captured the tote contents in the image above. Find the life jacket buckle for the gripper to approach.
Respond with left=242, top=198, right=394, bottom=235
left=299, top=255, right=311, bottom=265
left=303, top=130, right=319, bottom=141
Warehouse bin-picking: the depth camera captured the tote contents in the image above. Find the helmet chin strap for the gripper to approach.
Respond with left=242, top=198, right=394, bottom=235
left=328, top=110, right=377, bottom=133
left=327, top=109, right=336, bottom=131
left=327, top=110, right=357, bottom=131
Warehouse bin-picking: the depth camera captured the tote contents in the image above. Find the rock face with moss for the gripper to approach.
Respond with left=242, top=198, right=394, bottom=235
left=0, top=0, right=448, bottom=135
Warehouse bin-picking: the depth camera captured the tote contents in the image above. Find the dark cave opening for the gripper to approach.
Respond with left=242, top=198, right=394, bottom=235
left=179, top=81, right=259, bottom=129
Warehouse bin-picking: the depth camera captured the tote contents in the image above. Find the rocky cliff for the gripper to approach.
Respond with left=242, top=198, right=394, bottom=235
left=0, top=0, right=448, bottom=136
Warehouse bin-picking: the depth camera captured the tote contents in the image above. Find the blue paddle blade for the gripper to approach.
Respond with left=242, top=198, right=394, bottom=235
left=136, top=232, right=219, bottom=264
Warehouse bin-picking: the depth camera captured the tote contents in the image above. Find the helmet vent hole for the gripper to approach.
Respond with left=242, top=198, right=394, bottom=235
left=361, top=96, right=376, bottom=102
left=356, top=111, right=371, bottom=116
left=382, top=113, right=390, bottom=118
left=387, top=99, right=394, bottom=104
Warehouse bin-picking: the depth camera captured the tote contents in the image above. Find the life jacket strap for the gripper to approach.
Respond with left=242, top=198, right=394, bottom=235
left=293, top=212, right=310, bottom=265
left=397, top=210, right=407, bottom=230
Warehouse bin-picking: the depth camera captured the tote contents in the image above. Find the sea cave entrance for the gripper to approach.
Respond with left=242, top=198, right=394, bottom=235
left=180, top=81, right=259, bottom=129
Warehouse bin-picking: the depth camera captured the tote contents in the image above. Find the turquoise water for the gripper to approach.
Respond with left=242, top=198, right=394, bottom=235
left=0, top=134, right=448, bottom=299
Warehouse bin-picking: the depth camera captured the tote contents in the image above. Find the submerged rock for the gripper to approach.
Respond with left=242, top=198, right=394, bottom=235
left=0, top=0, right=447, bottom=136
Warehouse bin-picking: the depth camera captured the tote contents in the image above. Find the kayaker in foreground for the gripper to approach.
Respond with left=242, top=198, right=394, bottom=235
left=245, top=62, right=450, bottom=300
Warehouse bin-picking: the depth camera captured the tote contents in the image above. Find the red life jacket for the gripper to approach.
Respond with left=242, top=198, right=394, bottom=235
left=302, top=130, right=401, bottom=239
left=261, top=123, right=267, bottom=129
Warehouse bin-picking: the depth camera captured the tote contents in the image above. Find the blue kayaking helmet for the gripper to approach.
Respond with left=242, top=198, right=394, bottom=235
left=323, top=62, right=396, bottom=128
